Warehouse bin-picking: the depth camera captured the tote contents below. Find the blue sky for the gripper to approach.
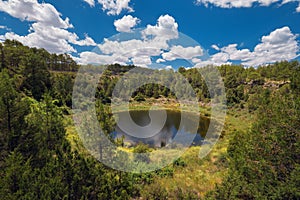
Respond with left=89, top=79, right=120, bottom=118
left=0, top=0, right=299, bottom=69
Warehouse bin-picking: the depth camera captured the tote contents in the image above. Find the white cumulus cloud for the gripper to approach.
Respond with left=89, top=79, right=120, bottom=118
left=192, top=58, right=202, bottom=63
left=245, top=26, right=299, bottom=66
left=83, top=0, right=95, bottom=7
left=0, top=35, right=5, bottom=42
left=98, top=38, right=167, bottom=57
left=76, top=14, right=181, bottom=66
left=162, top=45, right=203, bottom=61
left=165, top=65, right=174, bottom=70
left=74, top=51, right=128, bottom=65
left=4, top=22, right=96, bottom=53
left=196, top=26, right=299, bottom=67
left=142, top=14, right=179, bottom=41
left=131, top=56, right=152, bottom=68
left=98, top=0, right=133, bottom=15
left=76, top=36, right=166, bottom=66
left=114, top=15, right=140, bottom=32
left=195, top=0, right=300, bottom=12
left=0, top=0, right=73, bottom=28
left=211, top=44, right=220, bottom=50
left=0, top=0, right=97, bottom=54
left=156, top=58, right=166, bottom=63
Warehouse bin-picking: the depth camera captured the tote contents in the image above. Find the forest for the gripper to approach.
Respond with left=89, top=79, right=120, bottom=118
left=0, top=39, right=299, bottom=199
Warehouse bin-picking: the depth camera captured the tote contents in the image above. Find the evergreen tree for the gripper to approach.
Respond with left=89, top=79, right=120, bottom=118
left=210, top=91, right=300, bottom=199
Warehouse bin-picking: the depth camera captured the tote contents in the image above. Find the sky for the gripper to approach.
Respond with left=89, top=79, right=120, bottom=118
left=0, top=0, right=299, bottom=69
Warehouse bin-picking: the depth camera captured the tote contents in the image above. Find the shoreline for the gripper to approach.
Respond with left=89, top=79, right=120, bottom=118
left=106, top=98, right=212, bottom=118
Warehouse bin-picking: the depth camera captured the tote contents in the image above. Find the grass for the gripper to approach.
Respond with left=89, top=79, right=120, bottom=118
left=111, top=97, right=212, bottom=117
left=140, top=104, right=254, bottom=198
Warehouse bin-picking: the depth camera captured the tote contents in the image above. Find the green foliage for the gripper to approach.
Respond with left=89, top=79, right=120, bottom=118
left=142, top=184, right=168, bottom=200
left=0, top=92, right=139, bottom=199
left=96, top=100, right=116, bottom=136
left=1, top=40, right=300, bottom=199
left=173, top=187, right=199, bottom=200
left=51, top=73, right=74, bottom=106
left=290, top=62, right=300, bottom=94
left=0, top=39, right=78, bottom=100
left=133, top=142, right=151, bottom=163
left=21, top=52, right=51, bottom=100
left=173, top=157, right=187, bottom=167
left=0, top=151, right=34, bottom=200
left=210, top=91, right=300, bottom=199
left=134, top=93, right=146, bottom=102
left=0, top=69, right=30, bottom=154
left=257, top=60, right=299, bottom=81
left=156, top=165, right=174, bottom=177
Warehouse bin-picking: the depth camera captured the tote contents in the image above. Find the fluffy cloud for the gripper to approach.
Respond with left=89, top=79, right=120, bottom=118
left=131, top=56, right=152, bottom=68
left=0, top=25, right=10, bottom=31
left=221, top=44, right=252, bottom=61
left=0, top=35, right=5, bottom=42
left=75, top=50, right=151, bottom=67
left=75, top=16, right=298, bottom=68
left=0, top=0, right=96, bottom=54
left=165, top=65, right=174, bottom=70
left=114, top=15, right=140, bottom=32
left=98, top=0, right=133, bottom=15
left=5, top=30, right=75, bottom=53
left=192, top=58, right=202, bottom=63
left=211, top=44, right=220, bottom=51
left=97, top=14, right=179, bottom=56
left=72, top=34, right=97, bottom=46
left=142, top=15, right=179, bottom=41
left=4, top=22, right=96, bottom=53
left=84, top=0, right=95, bottom=7
left=162, top=45, right=203, bottom=61
left=76, top=15, right=210, bottom=67
left=0, top=0, right=73, bottom=28
left=156, top=58, right=166, bottom=63
left=194, top=60, right=232, bottom=68
left=76, top=14, right=181, bottom=66
left=244, top=26, right=299, bottom=66
left=195, top=0, right=300, bottom=12
left=73, top=51, right=128, bottom=65
left=196, top=26, right=299, bottom=67
left=75, top=37, right=167, bottom=65
left=196, top=0, right=278, bottom=8
left=98, top=38, right=167, bottom=57
left=4, top=22, right=96, bottom=54
left=83, top=0, right=133, bottom=15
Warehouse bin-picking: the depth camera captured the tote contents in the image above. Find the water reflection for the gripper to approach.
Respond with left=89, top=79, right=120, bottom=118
left=112, top=110, right=210, bottom=147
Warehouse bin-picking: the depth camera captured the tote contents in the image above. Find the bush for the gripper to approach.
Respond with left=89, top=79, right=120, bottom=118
left=134, top=94, right=145, bottom=102
left=133, top=142, right=151, bottom=163
left=142, top=184, right=168, bottom=200
left=173, top=187, right=199, bottom=200
left=173, top=157, right=187, bottom=167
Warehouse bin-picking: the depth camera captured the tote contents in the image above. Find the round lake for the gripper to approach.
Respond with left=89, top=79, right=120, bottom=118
left=112, top=110, right=210, bottom=147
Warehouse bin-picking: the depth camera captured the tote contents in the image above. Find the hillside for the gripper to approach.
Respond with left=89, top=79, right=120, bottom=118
left=0, top=40, right=299, bottom=199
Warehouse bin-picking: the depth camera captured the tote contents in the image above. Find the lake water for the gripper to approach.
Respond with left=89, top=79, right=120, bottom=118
left=112, top=110, right=210, bottom=147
